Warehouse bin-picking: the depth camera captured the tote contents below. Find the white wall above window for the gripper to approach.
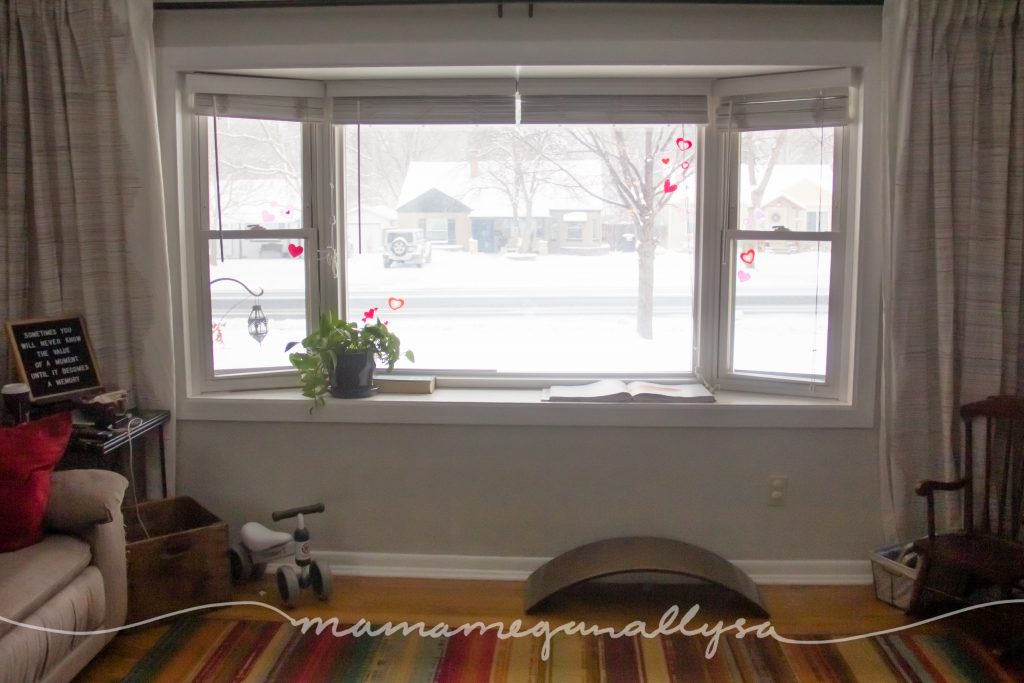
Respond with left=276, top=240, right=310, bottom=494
left=154, top=3, right=882, bottom=70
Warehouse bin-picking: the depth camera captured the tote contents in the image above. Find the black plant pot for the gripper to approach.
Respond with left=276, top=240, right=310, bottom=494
left=329, top=350, right=377, bottom=398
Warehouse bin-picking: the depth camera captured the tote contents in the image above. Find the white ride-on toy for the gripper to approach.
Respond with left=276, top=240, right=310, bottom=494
left=228, top=503, right=333, bottom=608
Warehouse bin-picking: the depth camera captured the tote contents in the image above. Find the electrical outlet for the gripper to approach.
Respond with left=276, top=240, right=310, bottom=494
left=768, top=476, right=788, bottom=506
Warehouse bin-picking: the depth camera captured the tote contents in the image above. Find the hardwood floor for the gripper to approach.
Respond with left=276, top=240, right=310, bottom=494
left=75, top=577, right=922, bottom=682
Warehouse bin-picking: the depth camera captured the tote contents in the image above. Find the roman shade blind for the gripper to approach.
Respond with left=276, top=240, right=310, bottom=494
left=187, top=73, right=326, bottom=122
left=518, top=94, right=709, bottom=125
left=330, top=79, right=709, bottom=125
left=328, top=78, right=516, bottom=125
left=332, top=93, right=709, bottom=126
left=192, top=76, right=713, bottom=127
left=192, top=93, right=325, bottom=122
left=715, top=88, right=850, bottom=131
left=331, top=96, right=515, bottom=125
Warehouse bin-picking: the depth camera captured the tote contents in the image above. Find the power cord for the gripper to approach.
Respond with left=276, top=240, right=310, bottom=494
left=124, top=416, right=150, bottom=539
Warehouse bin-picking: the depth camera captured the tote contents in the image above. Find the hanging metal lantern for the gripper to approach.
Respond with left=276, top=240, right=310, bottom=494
left=248, top=303, right=269, bottom=344
left=210, top=277, right=268, bottom=346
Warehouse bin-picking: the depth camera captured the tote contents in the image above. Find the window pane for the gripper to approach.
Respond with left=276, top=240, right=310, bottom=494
left=738, top=128, right=834, bottom=232
left=342, top=123, right=699, bottom=374
left=731, top=240, right=830, bottom=379
left=207, top=117, right=303, bottom=230
left=208, top=238, right=307, bottom=374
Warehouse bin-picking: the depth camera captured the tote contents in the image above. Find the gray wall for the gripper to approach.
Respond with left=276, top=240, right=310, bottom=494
left=159, top=2, right=885, bottom=564
left=178, top=420, right=881, bottom=560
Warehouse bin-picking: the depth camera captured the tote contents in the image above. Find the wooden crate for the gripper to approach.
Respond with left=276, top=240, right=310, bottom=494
left=123, top=496, right=231, bottom=623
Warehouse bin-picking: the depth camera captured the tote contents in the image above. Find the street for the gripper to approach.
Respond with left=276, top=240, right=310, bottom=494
left=208, top=249, right=830, bottom=376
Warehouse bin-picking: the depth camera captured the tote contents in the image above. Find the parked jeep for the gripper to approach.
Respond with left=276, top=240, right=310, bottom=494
left=382, top=228, right=431, bottom=268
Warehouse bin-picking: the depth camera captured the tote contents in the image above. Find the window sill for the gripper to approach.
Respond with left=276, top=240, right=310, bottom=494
left=178, top=387, right=873, bottom=428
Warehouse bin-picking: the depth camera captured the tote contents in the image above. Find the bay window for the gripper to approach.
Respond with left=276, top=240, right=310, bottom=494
left=184, top=70, right=858, bottom=399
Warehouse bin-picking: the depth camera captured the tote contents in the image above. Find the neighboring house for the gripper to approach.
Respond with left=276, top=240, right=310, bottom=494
left=345, top=204, right=397, bottom=254
left=761, top=178, right=833, bottom=233
left=549, top=209, right=604, bottom=253
left=394, top=161, right=611, bottom=254
left=396, top=188, right=473, bottom=247
left=739, top=164, right=833, bottom=232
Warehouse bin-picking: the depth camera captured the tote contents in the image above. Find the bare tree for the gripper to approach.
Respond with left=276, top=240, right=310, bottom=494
left=539, top=126, right=696, bottom=339
left=740, top=129, right=789, bottom=229
left=471, top=127, right=564, bottom=252
left=348, top=127, right=449, bottom=209
left=211, top=119, right=302, bottom=227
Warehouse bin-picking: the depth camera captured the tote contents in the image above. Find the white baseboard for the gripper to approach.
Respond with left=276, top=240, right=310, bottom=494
left=277, top=551, right=872, bottom=586
left=735, top=560, right=872, bottom=585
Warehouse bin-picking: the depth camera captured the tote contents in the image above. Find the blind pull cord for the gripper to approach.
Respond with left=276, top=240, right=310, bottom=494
left=357, top=99, right=363, bottom=255
left=812, top=107, right=827, bottom=369
left=721, top=100, right=734, bottom=267
left=324, top=97, right=340, bottom=280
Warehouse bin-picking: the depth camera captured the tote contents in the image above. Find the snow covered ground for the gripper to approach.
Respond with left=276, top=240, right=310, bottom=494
left=209, top=247, right=829, bottom=377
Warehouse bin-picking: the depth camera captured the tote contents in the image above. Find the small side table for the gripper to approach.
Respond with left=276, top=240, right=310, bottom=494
left=63, top=409, right=171, bottom=499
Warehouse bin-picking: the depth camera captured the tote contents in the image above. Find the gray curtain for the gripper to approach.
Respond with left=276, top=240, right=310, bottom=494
left=1, top=0, right=175, bottom=487
left=881, top=0, right=1024, bottom=541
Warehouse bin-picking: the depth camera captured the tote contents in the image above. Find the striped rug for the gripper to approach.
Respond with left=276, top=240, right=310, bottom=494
left=124, top=617, right=1017, bottom=682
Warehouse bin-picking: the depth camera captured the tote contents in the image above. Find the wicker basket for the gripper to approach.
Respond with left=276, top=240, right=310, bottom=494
left=870, top=542, right=919, bottom=611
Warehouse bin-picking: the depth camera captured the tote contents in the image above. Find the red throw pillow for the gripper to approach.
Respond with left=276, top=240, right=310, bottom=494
left=0, top=412, right=72, bottom=552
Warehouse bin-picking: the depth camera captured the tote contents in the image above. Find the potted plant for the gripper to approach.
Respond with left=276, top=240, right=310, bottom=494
left=286, top=308, right=414, bottom=407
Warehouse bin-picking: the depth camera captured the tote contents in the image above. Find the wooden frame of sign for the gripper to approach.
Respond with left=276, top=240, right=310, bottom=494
left=4, top=316, right=103, bottom=403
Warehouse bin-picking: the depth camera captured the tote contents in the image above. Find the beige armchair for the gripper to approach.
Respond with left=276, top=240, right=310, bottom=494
left=0, top=469, right=128, bottom=683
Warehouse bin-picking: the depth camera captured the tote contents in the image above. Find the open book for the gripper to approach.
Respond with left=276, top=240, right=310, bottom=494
left=542, top=380, right=715, bottom=403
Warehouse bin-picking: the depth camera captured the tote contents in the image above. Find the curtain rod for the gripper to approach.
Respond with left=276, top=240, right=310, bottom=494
left=155, top=1, right=883, bottom=10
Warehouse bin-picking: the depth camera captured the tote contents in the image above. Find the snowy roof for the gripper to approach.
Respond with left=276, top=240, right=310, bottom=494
left=345, top=204, right=396, bottom=222
left=763, top=178, right=832, bottom=211
left=396, top=160, right=605, bottom=219
left=397, top=188, right=473, bottom=214
left=739, top=165, right=833, bottom=211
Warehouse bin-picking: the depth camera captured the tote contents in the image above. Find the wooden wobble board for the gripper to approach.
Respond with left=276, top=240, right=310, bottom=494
left=524, top=536, right=769, bottom=616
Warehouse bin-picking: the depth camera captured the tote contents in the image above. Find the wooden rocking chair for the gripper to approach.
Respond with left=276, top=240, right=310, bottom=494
left=909, top=396, right=1024, bottom=649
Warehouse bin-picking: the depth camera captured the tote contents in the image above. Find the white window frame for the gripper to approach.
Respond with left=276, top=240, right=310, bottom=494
left=331, top=76, right=710, bottom=388
left=179, top=70, right=861, bottom=399
left=183, top=74, right=332, bottom=393
left=715, top=127, right=846, bottom=397
left=704, top=68, right=859, bottom=399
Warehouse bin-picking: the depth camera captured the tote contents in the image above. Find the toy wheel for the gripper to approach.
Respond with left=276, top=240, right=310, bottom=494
left=311, top=559, right=333, bottom=601
left=252, top=563, right=267, bottom=579
left=228, top=545, right=252, bottom=584
left=277, top=566, right=300, bottom=608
